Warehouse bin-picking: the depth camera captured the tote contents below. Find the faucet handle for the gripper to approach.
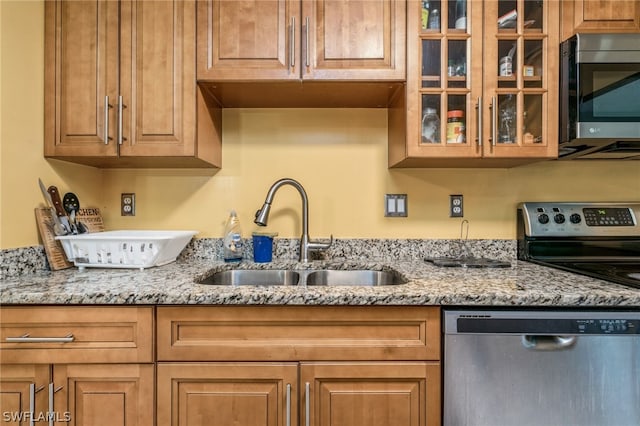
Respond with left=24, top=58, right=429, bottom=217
left=308, top=234, right=333, bottom=252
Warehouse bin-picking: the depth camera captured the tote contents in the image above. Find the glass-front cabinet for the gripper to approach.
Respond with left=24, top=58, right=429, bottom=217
left=389, top=0, right=560, bottom=167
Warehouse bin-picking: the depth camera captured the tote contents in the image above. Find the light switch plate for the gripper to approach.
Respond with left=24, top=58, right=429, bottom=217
left=385, top=194, right=408, bottom=217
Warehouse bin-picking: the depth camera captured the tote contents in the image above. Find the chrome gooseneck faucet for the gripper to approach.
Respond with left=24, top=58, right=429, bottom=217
left=255, top=178, right=332, bottom=262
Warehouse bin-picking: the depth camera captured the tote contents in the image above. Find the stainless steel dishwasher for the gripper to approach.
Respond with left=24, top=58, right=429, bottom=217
left=444, top=310, right=640, bottom=426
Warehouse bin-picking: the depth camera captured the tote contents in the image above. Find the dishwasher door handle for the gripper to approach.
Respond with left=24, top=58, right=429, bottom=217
left=522, top=335, right=577, bottom=351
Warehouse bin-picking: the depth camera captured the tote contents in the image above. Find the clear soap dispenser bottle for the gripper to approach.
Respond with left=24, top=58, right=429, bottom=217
left=223, top=210, right=243, bottom=262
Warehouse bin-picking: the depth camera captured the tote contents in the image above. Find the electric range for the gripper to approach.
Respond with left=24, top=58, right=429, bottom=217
left=517, top=202, right=640, bottom=289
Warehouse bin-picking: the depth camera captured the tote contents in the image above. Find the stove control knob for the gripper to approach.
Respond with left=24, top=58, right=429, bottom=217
left=554, top=213, right=566, bottom=224
left=570, top=213, right=582, bottom=224
left=538, top=213, right=550, bottom=224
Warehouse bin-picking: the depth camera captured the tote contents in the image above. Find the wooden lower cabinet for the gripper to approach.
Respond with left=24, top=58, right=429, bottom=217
left=0, top=364, right=49, bottom=424
left=156, top=306, right=442, bottom=426
left=157, top=361, right=440, bottom=426
left=0, top=306, right=155, bottom=425
left=0, top=364, right=153, bottom=426
left=56, top=364, right=154, bottom=426
left=157, top=363, right=298, bottom=426
left=302, top=362, right=440, bottom=426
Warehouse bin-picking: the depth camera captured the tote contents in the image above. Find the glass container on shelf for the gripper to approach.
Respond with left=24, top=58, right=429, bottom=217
left=429, top=8, right=440, bottom=30
left=422, top=107, right=441, bottom=144
left=421, top=1, right=430, bottom=30
left=454, top=0, right=466, bottom=30
left=497, top=40, right=517, bottom=88
left=447, top=94, right=467, bottom=144
left=446, top=110, right=465, bottom=143
left=498, top=94, right=517, bottom=143
left=421, top=95, right=442, bottom=144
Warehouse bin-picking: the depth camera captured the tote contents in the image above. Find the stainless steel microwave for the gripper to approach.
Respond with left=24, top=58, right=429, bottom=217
left=559, top=33, right=640, bottom=160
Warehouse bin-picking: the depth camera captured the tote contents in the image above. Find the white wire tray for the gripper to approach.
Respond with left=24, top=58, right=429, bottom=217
left=56, top=230, right=198, bottom=270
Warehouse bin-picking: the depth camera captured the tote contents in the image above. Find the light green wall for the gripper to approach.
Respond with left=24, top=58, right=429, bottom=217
left=1, top=1, right=639, bottom=249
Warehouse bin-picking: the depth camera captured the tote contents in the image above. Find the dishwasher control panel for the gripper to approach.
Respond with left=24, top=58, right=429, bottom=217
left=445, top=311, right=640, bottom=335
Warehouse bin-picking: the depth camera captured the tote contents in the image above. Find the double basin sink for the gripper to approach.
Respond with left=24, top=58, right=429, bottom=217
left=199, top=269, right=406, bottom=287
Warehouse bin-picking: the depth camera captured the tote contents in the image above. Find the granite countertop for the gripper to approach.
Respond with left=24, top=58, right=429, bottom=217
left=2, top=257, right=640, bottom=307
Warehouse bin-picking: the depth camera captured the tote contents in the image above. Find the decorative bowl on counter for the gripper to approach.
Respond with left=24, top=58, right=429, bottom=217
left=55, top=230, right=198, bottom=270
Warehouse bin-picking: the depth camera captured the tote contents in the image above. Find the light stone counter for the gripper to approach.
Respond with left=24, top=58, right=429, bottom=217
left=2, top=257, right=639, bottom=307
left=2, top=238, right=639, bottom=306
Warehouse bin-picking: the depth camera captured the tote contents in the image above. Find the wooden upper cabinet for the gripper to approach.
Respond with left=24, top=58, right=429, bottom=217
left=197, top=0, right=300, bottom=80
left=390, top=0, right=560, bottom=168
left=45, top=0, right=222, bottom=168
left=120, top=0, right=196, bottom=159
left=307, top=0, right=406, bottom=80
left=44, top=0, right=119, bottom=158
left=562, top=0, right=640, bottom=39
left=197, top=0, right=405, bottom=81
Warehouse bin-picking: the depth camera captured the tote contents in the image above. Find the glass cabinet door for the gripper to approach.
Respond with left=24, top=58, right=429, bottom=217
left=401, top=0, right=558, bottom=166
left=483, top=0, right=558, bottom=158
left=418, top=0, right=482, bottom=158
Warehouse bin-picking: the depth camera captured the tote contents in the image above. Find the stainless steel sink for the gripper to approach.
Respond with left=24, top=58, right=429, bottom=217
left=199, top=269, right=300, bottom=286
left=199, top=268, right=406, bottom=286
left=305, top=269, right=405, bottom=286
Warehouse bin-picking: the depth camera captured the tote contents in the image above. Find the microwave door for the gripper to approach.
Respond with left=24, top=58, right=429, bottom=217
left=578, top=64, right=640, bottom=126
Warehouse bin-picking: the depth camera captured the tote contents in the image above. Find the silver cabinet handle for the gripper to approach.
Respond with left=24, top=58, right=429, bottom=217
left=206, top=0, right=213, bottom=69
left=305, top=382, right=310, bottom=426
left=286, top=383, right=291, bottom=426
left=48, top=383, right=54, bottom=426
left=290, top=17, right=295, bottom=69
left=104, top=96, right=112, bottom=145
left=476, top=96, right=483, bottom=146
left=29, top=383, right=35, bottom=426
left=305, top=16, right=310, bottom=68
left=522, top=335, right=577, bottom=351
left=117, top=95, right=127, bottom=145
left=490, top=96, right=497, bottom=146
left=47, top=383, right=64, bottom=426
left=5, top=333, right=74, bottom=343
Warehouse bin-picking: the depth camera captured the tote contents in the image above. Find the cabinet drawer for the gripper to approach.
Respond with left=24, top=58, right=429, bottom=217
left=157, top=306, right=440, bottom=361
left=0, top=306, right=153, bottom=363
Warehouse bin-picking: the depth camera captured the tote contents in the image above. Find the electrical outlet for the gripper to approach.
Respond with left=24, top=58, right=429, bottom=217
left=450, top=194, right=463, bottom=217
left=121, top=193, right=135, bottom=216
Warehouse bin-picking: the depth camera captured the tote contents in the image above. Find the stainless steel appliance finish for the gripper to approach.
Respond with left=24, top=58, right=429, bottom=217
left=517, top=202, right=640, bottom=289
left=444, top=310, right=640, bottom=426
left=559, top=33, right=640, bottom=160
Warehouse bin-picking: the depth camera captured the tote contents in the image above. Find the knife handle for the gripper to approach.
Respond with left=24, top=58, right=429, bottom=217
left=47, top=186, right=66, bottom=218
